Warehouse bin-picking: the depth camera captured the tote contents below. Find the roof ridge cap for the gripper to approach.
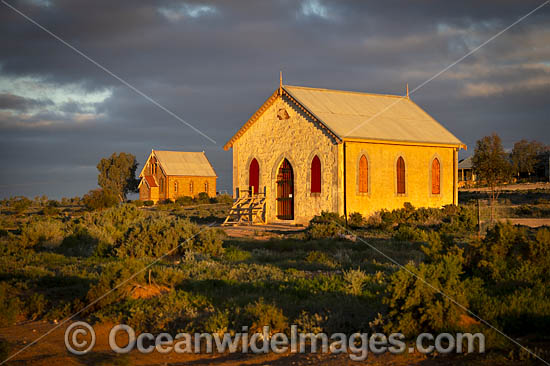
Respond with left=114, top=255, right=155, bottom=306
left=283, top=84, right=407, bottom=99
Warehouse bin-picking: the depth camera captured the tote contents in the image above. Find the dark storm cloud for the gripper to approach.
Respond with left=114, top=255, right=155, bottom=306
left=1, top=0, right=549, bottom=198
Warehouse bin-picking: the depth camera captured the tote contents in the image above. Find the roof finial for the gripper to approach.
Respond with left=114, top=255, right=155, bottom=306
left=279, top=70, right=283, bottom=95
left=406, top=83, right=409, bottom=99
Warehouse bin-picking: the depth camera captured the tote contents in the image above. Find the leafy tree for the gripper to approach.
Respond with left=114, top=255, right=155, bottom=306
left=510, top=139, right=544, bottom=178
left=472, top=134, right=512, bottom=220
left=97, top=152, right=139, bottom=202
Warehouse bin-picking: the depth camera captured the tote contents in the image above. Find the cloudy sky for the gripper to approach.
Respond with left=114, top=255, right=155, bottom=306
left=1, top=0, right=549, bottom=199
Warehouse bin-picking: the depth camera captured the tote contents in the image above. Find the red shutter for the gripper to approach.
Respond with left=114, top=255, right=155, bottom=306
left=359, top=155, right=368, bottom=193
left=311, top=156, right=321, bottom=193
left=432, top=158, right=440, bottom=194
left=249, top=158, right=259, bottom=195
left=397, top=157, right=405, bottom=194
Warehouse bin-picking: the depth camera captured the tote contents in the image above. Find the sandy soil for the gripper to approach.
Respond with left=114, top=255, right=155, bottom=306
left=0, top=321, right=446, bottom=366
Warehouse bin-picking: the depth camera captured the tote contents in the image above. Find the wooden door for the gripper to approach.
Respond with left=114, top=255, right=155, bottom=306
left=276, top=159, right=294, bottom=220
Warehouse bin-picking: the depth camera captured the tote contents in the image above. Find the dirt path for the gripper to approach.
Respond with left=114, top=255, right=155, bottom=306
left=500, top=218, right=550, bottom=227
left=0, top=321, right=442, bottom=366
left=222, top=224, right=304, bottom=240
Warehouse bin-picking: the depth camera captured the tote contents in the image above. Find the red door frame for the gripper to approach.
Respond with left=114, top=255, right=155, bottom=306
left=276, top=159, right=294, bottom=220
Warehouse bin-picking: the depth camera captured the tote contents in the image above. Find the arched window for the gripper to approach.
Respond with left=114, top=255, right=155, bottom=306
left=359, top=155, right=368, bottom=193
left=311, top=155, right=321, bottom=193
left=397, top=157, right=405, bottom=194
left=174, top=181, right=178, bottom=193
left=249, top=158, right=259, bottom=194
left=189, top=181, right=194, bottom=195
left=432, top=158, right=441, bottom=194
left=159, top=177, right=164, bottom=193
left=204, top=181, right=208, bottom=193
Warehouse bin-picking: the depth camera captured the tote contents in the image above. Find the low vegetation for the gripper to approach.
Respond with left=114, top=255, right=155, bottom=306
left=1, top=193, right=550, bottom=364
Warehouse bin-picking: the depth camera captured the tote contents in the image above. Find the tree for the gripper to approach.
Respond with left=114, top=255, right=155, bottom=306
left=510, top=139, right=544, bottom=178
left=472, top=134, right=512, bottom=221
left=97, top=152, right=139, bottom=202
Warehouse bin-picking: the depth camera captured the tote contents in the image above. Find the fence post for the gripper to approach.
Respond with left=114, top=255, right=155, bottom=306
left=477, top=199, right=481, bottom=237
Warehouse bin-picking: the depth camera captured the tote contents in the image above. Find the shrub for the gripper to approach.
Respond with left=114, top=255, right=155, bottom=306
left=0, top=339, right=10, bottom=362
left=214, top=194, right=234, bottom=204
left=0, top=283, right=20, bottom=327
left=143, top=200, right=154, bottom=206
left=159, top=198, right=173, bottom=204
left=384, top=255, right=469, bottom=337
left=175, top=196, right=194, bottom=206
left=348, top=212, right=364, bottom=229
left=243, top=298, right=288, bottom=333
left=223, top=246, right=251, bottom=262
left=82, top=189, right=118, bottom=210
left=305, top=250, right=335, bottom=267
left=11, top=196, right=32, bottom=214
left=115, top=217, right=224, bottom=258
left=132, top=200, right=144, bottom=207
left=59, top=226, right=99, bottom=257
left=342, top=268, right=369, bottom=296
left=306, top=211, right=346, bottom=239
left=392, top=224, right=428, bottom=242
left=19, top=218, right=65, bottom=248
left=196, top=192, right=210, bottom=204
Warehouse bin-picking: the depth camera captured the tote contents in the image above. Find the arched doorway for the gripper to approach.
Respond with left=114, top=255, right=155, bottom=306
left=249, top=158, right=259, bottom=194
left=276, top=159, right=294, bottom=220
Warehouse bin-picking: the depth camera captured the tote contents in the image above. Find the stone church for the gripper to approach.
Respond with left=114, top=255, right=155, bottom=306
left=224, top=81, right=465, bottom=224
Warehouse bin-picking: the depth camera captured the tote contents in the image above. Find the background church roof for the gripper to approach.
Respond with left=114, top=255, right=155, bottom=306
left=141, top=150, right=217, bottom=177
left=458, top=155, right=474, bottom=169
left=283, top=85, right=464, bottom=147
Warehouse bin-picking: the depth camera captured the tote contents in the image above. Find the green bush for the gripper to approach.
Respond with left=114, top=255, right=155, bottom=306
left=223, top=246, right=251, bottom=262
left=305, top=250, right=335, bottom=267
left=42, top=205, right=60, bottom=216
left=143, top=200, right=154, bottom=206
left=0, top=283, right=20, bottom=327
left=83, top=189, right=119, bottom=210
left=196, top=192, right=210, bottom=204
left=175, top=196, right=194, bottom=206
left=115, top=217, right=223, bottom=258
left=11, top=196, right=32, bottom=214
left=306, top=211, right=346, bottom=239
left=342, top=268, right=369, bottom=296
left=19, top=218, right=65, bottom=248
left=132, top=200, right=144, bottom=207
left=0, top=338, right=10, bottom=362
left=392, top=224, right=428, bottom=242
left=243, top=298, right=288, bottom=333
left=59, top=226, right=99, bottom=257
left=214, top=194, right=234, bottom=204
left=348, top=212, right=364, bottom=229
left=384, top=254, right=469, bottom=337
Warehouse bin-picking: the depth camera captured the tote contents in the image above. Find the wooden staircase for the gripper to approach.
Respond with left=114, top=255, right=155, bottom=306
left=222, top=187, right=266, bottom=226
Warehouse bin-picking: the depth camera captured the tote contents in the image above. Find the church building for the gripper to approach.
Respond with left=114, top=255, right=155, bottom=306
left=224, top=81, right=466, bottom=224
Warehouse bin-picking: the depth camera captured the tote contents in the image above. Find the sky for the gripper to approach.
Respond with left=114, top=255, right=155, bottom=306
left=1, top=0, right=549, bottom=199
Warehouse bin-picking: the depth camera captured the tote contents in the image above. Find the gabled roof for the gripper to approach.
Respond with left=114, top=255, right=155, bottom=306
left=224, top=84, right=465, bottom=150
left=139, top=150, right=217, bottom=177
left=144, top=175, right=158, bottom=187
left=458, top=155, right=473, bottom=169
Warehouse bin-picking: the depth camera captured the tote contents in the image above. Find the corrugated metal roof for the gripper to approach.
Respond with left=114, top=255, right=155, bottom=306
left=142, top=150, right=217, bottom=177
left=283, top=85, right=463, bottom=146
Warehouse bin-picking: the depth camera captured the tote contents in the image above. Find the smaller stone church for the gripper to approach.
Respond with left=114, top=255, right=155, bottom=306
left=139, top=150, right=217, bottom=202
left=224, top=82, right=466, bottom=224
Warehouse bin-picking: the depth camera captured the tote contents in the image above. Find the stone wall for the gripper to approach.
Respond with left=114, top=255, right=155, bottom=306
left=233, top=94, right=339, bottom=224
